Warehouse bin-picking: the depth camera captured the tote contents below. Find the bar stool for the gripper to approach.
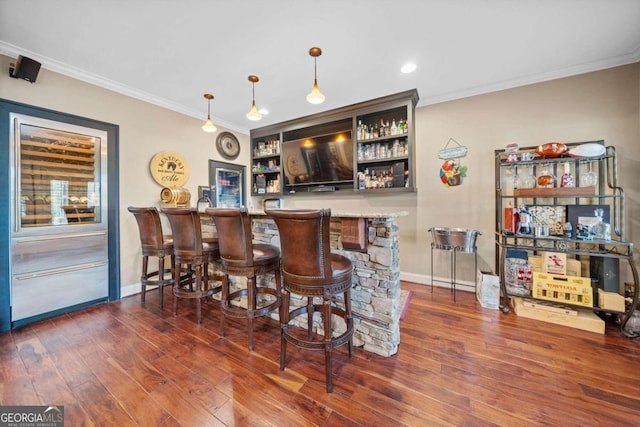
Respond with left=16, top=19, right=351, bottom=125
left=161, top=207, right=222, bottom=324
left=205, top=207, right=281, bottom=351
left=266, top=208, right=354, bottom=393
left=127, top=207, right=175, bottom=309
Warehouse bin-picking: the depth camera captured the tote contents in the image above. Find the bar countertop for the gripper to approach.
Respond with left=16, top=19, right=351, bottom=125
left=249, top=210, right=408, bottom=219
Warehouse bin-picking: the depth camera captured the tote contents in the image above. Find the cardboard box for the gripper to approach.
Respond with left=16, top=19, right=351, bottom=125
left=542, top=251, right=567, bottom=275
left=511, top=297, right=604, bottom=334
left=566, top=259, right=582, bottom=277
left=532, top=272, right=593, bottom=307
left=529, top=256, right=581, bottom=276
left=528, top=255, right=543, bottom=272
left=476, top=270, right=500, bottom=310
left=597, top=289, right=625, bottom=312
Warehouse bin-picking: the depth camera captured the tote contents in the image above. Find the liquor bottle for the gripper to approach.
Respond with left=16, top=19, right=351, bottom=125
left=379, top=119, right=385, bottom=137
left=385, top=121, right=391, bottom=136
left=592, top=208, right=611, bottom=240
left=390, top=119, right=397, bottom=135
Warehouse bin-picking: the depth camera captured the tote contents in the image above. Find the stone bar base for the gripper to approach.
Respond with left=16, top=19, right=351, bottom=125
left=203, top=211, right=405, bottom=357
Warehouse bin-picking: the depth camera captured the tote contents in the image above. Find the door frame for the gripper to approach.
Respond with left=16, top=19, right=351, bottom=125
left=0, top=98, right=120, bottom=331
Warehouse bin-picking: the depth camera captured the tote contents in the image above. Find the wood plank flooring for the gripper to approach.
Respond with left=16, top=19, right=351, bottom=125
left=1, top=282, right=639, bottom=426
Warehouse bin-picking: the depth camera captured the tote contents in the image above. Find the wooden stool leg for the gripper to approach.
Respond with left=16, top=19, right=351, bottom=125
left=173, top=261, right=180, bottom=317
left=195, top=264, right=203, bottom=324
left=247, top=276, right=256, bottom=351
left=158, top=255, right=165, bottom=309
left=307, top=297, right=314, bottom=340
left=345, top=289, right=353, bottom=358
left=220, top=275, right=229, bottom=337
left=280, top=289, right=289, bottom=371
left=323, top=298, right=333, bottom=393
left=141, top=255, right=149, bottom=304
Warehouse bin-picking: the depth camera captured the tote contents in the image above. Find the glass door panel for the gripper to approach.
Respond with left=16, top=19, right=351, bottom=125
left=209, top=160, right=245, bottom=208
left=17, top=123, right=101, bottom=227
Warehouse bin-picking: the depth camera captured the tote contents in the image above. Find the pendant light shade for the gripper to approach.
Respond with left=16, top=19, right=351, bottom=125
left=202, top=93, right=217, bottom=133
left=306, top=47, right=325, bottom=105
left=246, top=75, right=262, bottom=121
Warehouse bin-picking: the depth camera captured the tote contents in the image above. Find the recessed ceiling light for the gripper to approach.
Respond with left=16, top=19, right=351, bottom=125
left=258, top=108, right=269, bottom=115
left=401, top=63, right=417, bottom=74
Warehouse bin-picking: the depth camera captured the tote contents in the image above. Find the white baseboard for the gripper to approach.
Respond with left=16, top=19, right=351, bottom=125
left=121, top=282, right=156, bottom=298
left=400, top=271, right=476, bottom=293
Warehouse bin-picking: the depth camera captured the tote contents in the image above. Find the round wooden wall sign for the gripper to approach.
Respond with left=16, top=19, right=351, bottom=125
left=150, top=151, right=190, bottom=188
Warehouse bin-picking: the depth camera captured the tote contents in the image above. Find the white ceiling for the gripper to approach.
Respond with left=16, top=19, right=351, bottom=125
left=1, top=0, right=639, bottom=134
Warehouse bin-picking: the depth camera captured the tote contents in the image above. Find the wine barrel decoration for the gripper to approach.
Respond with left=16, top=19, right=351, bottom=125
left=160, top=187, right=191, bottom=207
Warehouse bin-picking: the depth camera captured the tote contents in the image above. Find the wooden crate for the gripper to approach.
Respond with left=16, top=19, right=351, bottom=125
left=511, top=297, right=604, bottom=334
left=597, top=289, right=625, bottom=312
left=531, top=272, right=593, bottom=307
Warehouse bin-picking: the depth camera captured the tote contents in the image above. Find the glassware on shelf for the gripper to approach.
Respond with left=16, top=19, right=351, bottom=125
left=536, top=163, right=555, bottom=188
left=505, top=143, right=519, bottom=163
left=515, top=165, right=536, bottom=189
left=560, top=163, right=575, bottom=188
left=592, top=208, right=611, bottom=240
left=580, top=161, right=598, bottom=187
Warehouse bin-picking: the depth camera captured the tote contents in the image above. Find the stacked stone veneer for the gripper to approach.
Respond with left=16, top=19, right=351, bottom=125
left=252, top=215, right=402, bottom=357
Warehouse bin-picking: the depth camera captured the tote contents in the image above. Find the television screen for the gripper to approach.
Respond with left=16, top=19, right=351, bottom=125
left=282, top=131, right=354, bottom=187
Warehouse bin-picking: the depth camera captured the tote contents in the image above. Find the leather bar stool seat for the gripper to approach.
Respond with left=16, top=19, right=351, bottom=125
left=266, top=208, right=354, bottom=393
left=161, top=207, right=222, bottom=324
left=205, top=207, right=281, bottom=351
left=127, top=207, right=175, bottom=309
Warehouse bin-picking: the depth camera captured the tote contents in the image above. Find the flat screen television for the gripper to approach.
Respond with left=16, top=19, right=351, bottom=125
left=282, top=131, right=354, bottom=190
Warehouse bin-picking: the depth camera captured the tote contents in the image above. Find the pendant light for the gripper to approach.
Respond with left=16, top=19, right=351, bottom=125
left=201, top=93, right=217, bottom=133
left=246, top=75, right=262, bottom=121
left=306, top=47, right=325, bottom=105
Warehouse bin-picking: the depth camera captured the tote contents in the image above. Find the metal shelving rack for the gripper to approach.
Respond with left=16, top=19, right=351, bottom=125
left=494, top=141, right=639, bottom=338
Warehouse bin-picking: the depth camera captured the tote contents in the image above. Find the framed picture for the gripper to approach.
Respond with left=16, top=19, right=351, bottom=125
left=566, top=204, right=610, bottom=236
left=198, top=185, right=212, bottom=203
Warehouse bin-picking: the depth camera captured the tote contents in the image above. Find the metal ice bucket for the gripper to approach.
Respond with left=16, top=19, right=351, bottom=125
left=429, top=227, right=481, bottom=253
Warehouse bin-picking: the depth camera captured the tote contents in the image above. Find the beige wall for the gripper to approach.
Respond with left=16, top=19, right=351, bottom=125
left=2, top=54, right=638, bottom=291
left=0, top=54, right=250, bottom=291
left=409, top=63, right=640, bottom=284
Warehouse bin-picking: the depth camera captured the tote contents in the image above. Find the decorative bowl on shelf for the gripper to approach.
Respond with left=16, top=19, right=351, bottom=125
left=505, top=143, right=519, bottom=162
left=535, top=142, right=567, bottom=158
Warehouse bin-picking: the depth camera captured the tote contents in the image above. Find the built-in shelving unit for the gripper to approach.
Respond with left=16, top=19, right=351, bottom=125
left=249, top=89, right=418, bottom=196
left=250, top=134, right=281, bottom=195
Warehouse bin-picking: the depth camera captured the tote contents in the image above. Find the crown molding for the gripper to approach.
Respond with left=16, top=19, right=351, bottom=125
left=0, top=41, right=247, bottom=134
left=420, top=48, right=640, bottom=107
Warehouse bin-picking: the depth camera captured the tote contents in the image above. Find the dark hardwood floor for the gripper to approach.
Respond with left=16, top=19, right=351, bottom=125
left=1, top=281, right=639, bottom=426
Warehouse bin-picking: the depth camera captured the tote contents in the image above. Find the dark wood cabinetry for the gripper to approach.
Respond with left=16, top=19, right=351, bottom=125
left=355, top=105, right=412, bottom=191
left=249, top=89, right=418, bottom=196
left=250, top=134, right=281, bottom=195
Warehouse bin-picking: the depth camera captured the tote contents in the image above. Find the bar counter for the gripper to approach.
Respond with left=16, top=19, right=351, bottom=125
left=203, top=210, right=407, bottom=357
